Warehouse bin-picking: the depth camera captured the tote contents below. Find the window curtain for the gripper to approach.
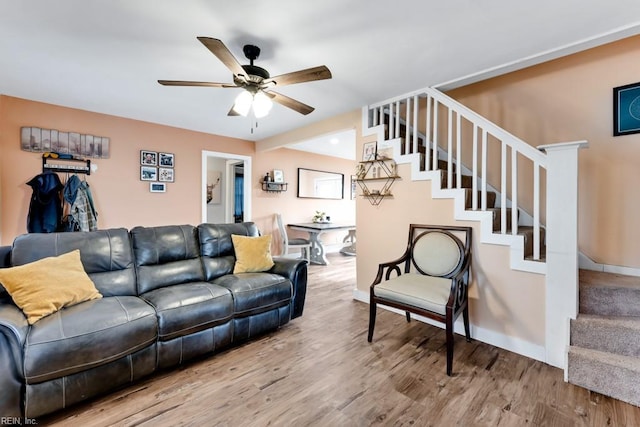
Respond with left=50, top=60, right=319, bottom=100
left=234, top=175, right=244, bottom=218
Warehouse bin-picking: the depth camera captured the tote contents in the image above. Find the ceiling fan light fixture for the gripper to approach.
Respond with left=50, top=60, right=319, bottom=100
left=253, top=91, right=273, bottom=118
left=232, top=90, right=253, bottom=116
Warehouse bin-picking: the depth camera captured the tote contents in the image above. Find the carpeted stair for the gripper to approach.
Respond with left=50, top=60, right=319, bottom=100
left=568, top=269, right=640, bottom=406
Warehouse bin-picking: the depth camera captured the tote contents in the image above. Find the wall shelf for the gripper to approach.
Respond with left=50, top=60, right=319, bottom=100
left=355, top=156, right=398, bottom=205
left=262, top=181, right=288, bottom=193
left=42, top=156, right=91, bottom=175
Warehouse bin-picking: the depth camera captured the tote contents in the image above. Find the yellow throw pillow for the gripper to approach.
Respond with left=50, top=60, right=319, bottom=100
left=0, top=249, right=102, bottom=324
left=231, top=234, right=274, bottom=274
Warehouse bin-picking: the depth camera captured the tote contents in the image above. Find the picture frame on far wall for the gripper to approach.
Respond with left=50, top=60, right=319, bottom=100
left=613, top=81, right=640, bottom=136
left=159, top=152, right=174, bottom=167
left=141, top=150, right=157, bottom=166
left=150, top=182, right=166, bottom=193
left=140, top=166, right=157, bottom=181
left=362, top=141, right=377, bottom=161
left=158, top=167, right=174, bottom=182
left=271, top=169, right=284, bottom=183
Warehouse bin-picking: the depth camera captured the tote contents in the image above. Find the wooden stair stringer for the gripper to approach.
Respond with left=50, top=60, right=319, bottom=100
left=379, top=134, right=546, bottom=275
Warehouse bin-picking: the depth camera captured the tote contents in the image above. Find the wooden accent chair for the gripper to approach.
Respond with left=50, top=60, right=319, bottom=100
left=275, top=213, right=311, bottom=262
left=368, top=224, right=473, bottom=376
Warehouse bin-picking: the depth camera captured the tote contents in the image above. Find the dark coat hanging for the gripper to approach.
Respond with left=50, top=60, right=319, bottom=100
left=26, top=172, right=63, bottom=233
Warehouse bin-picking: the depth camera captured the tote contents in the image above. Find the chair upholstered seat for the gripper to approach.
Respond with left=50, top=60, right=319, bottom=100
left=374, top=273, right=450, bottom=316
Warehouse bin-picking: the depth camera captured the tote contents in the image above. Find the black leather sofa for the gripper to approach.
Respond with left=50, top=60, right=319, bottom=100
left=0, top=222, right=307, bottom=419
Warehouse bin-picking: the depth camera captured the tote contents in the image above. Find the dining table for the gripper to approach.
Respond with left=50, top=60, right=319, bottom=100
left=287, top=222, right=356, bottom=265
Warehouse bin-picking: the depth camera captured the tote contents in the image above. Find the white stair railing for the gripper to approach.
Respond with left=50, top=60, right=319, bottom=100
left=368, top=88, right=547, bottom=260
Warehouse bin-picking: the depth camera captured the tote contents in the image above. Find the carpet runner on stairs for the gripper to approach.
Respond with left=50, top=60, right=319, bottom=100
left=568, top=269, right=640, bottom=406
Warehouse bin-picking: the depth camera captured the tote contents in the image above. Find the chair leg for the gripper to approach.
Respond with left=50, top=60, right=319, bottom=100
left=368, top=299, right=377, bottom=342
left=405, top=311, right=411, bottom=322
left=446, top=317, right=454, bottom=376
left=463, top=306, right=471, bottom=342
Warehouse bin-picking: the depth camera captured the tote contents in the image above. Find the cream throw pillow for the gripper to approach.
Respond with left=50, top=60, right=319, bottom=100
left=231, top=234, right=274, bottom=274
left=0, top=249, right=102, bottom=324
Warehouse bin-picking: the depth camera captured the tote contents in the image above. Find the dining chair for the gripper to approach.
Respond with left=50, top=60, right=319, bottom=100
left=368, top=224, right=473, bottom=376
left=275, top=213, right=311, bottom=262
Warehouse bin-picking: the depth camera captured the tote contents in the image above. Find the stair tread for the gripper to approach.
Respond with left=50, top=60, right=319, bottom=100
left=568, top=345, right=640, bottom=407
left=569, top=345, right=640, bottom=368
left=580, top=269, right=640, bottom=290
left=575, top=313, right=640, bottom=324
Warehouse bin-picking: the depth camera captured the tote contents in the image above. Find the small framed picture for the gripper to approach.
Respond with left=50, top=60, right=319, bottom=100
left=362, top=141, right=377, bottom=161
left=159, top=152, right=175, bottom=167
left=140, top=166, right=157, bottom=181
left=150, top=182, right=166, bottom=193
left=272, top=169, right=284, bottom=183
left=351, top=175, right=357, bottom=200
left=141, top=150, right=157, bottom=166
left=159, top=167, right=174, bottom=182
left=613, top=81, right=640, bottom=136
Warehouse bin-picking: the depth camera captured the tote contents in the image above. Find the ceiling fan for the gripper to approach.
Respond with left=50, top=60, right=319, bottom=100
left=158, top=37, right=332, bottom=117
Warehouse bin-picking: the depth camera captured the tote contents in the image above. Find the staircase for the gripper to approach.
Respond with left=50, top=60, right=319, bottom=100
left=568, top=269, right=640, bottom=406
left=362, top=88, right=587, bottom=378
left=365, top=89, right=552, bottom=274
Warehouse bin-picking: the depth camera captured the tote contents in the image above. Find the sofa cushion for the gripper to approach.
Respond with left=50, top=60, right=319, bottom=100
left=0, top=250, right=102, bottom=325
left=23, top=296, right=157, bottom=384
left=231, top=234, right=274, bottom=274
left=141, top=282, right=233, bottom=341
left=211, top=273, right=292, bottom=317
left=10, top=228, right=136, bottom=297
left=198, top=222, right=260, bottom=281
left=131, top=225, right=205, bottom=294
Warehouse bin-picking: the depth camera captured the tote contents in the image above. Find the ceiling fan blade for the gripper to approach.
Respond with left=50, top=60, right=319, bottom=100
left=158, top=80, right=237, bottom=88
left=227, top=105, right=240, bottom=116
left=197, top=37, right=245, bottom=77
left=267, top=91, right=315, bottom=115
left=263, top=65, right=332, bottom=88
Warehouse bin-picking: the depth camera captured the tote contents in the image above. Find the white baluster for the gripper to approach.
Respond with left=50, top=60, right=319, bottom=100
left=425, top=95, right=432, bottom=170
left=511, top=149, right=518, bottom=236
left=472, top=123, right=478, bottom=210
left=501, top=140, right=507, bottom=234
left=481, top=129, right=487, bottom=211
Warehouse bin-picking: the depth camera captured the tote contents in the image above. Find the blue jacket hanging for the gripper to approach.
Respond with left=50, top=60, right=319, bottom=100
left=26, top=172, right=63, bottom=233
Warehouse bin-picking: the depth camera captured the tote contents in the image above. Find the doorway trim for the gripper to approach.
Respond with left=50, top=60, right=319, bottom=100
left=201, top=150, right=252, bottom=223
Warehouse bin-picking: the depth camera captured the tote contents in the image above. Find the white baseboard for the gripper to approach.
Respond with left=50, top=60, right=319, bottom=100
left=578, top=252, right=640, bottom=277
left=353, top=289, right=546, bottom=363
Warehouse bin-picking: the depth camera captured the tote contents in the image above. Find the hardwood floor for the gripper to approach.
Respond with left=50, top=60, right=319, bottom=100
left=43, top=253, right=640, bottom=426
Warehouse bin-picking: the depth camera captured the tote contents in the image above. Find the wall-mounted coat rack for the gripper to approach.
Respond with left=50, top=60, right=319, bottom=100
left=42, top=156, right=91, bottom=175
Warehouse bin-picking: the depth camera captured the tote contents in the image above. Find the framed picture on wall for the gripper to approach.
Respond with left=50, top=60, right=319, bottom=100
left=159, top=152, right=174, bottom=167
left=362, top=141, right=377, bottom=161
left=140, top=166, right=157, bottom=181
left=158, top=167, right=174, bottom=182
left=272, top=169, right=284, bottom=183
left=150, top=182, right=166, bottom=193
left=141, top=150, right=157, bottom=166
left=614, top=81, right=640, bottom=136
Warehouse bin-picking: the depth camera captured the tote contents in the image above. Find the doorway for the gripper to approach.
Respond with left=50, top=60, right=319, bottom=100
left=201, top=150, right=252, bottom=224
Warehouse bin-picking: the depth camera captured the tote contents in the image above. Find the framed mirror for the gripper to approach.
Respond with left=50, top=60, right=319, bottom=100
left=297, top=168, right=344, bottom=199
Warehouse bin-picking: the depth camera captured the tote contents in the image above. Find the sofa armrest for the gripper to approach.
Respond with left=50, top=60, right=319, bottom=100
left=0, top=302, right=28, bottom=417
left=270, top=258, right=308, bottom=319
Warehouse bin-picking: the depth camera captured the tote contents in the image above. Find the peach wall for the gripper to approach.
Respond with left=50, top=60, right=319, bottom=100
left=447, top=35, right=640, bottom=269
left=355, top=160, right=546, bottom=346
left=0, top=95, right=253, bottom=245
left=251, top=147, right=356, bottom=255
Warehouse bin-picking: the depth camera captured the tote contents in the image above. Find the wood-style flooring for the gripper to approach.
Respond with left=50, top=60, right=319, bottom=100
left=43, top=253, right=640, bottom=426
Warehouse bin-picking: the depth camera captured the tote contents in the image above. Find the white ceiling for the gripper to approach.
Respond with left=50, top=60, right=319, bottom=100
left=1, top=1, right=640, bottom=155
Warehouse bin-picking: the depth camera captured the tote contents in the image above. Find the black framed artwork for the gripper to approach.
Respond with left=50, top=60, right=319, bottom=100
left=613, top=81, right=640, bottom=136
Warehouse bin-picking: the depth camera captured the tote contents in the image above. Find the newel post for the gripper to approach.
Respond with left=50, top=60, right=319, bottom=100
left=538, top=140, right=588, bottom=373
